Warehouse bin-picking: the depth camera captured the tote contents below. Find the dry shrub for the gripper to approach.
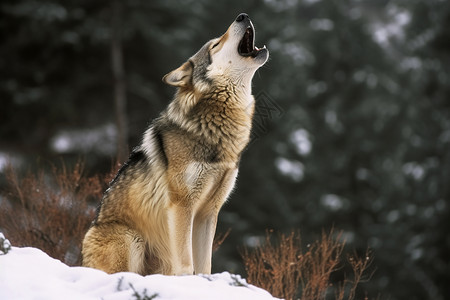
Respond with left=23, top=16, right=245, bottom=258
left=241, top=230, right=301, bottom=300
left=0, top=161, right=109, bottom=266
left=335, top=249, right=373, bottom=300
left=241, top=230, right=373, bottom=300
left=213, top=228, right=231, bottom=252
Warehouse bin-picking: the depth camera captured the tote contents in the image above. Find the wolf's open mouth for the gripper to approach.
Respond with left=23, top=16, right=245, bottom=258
left=238, top=26, right=266, bottom=58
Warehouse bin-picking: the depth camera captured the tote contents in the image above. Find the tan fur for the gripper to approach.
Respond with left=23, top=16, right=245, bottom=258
left=82, top=14, right=268, bottom=275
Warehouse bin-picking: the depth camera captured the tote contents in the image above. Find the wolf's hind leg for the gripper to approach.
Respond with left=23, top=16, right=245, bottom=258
left=82, top=223, right=146, bottom=274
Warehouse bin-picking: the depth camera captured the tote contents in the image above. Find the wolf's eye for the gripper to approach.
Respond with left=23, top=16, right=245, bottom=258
left=211, top=42, right=220, bottom=49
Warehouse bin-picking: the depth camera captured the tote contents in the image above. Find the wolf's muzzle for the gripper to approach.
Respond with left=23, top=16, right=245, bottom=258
left=236, top=13, right=249, bottom=22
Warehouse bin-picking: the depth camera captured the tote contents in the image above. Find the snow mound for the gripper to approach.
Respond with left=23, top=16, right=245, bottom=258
left=0, top=246, right=279, bottom=300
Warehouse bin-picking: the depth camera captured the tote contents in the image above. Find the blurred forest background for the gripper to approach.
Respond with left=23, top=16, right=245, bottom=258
left=1, top=0, right=449, bottom=299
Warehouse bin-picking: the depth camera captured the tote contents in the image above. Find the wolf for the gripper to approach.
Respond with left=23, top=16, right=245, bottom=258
left=82, top=13, right=269, bottom=276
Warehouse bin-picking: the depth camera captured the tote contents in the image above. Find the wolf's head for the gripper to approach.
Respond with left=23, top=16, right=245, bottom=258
left=163, top=13, right=269, bottom=94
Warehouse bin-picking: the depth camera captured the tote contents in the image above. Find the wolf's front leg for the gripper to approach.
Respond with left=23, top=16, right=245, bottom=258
left=192, top=213, right=218, bottom=274
left=167, top=204, right=195, bottom=275
left=192, top=168, right=239, bottom=274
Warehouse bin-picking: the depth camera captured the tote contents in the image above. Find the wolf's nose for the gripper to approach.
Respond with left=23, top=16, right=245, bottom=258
left=236, top=13, right=249, bottom=22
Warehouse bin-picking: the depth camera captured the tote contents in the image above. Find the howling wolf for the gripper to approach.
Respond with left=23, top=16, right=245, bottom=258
left=82, top=13, right=269, bottom=275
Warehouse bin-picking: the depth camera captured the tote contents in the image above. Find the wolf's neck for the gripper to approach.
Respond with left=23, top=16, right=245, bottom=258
left=165, top=85, right=254, bottom=157
left=230, top=74, right=255, bottom=106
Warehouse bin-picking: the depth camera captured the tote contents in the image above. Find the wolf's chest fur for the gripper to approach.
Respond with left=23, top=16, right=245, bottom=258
left=163, top=86, right=254, bottom=160
left=151, top=85, right=253, bottom=209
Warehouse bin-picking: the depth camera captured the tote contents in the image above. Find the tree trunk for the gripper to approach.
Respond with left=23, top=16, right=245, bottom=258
left=111, top=0, right=128, bottom=162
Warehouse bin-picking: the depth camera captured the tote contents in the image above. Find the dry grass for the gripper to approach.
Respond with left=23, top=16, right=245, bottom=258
left=241, top=230, right=301, bottom=300
left=213, top=228, right=231, bottom=252
left=241, top=230, right=373, bottom=300
left=335, top=249, right=373, bottom=300
left=0, top=161, right=113, bottom=266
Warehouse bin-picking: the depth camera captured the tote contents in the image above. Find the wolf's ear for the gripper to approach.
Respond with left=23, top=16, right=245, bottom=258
left=162, top=61, right=193, bottom=87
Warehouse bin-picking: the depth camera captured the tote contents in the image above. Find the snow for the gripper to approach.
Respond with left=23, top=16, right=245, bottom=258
left=309, top=19, right=334, bottom=31
left=275, top=157, right=304, bottom=182
left=290, top=129, right=312, bottom=156
left=320, top=194, right=344, bottom=211
left=370, top=5, right=411, bottom=48
left=50, top=123, right=117, bottom=155
left=0, top=246, right=279, bottom=300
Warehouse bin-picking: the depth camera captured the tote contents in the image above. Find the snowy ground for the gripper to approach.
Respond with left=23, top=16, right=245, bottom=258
left=0, top=243, right=278, bottom=300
